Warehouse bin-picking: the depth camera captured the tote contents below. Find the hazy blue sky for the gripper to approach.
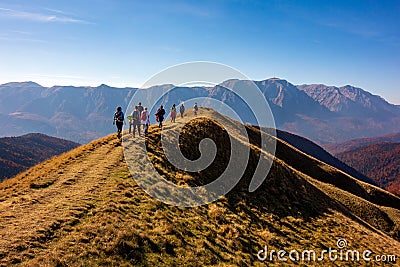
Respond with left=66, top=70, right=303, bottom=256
left=0, top=0, right=399, bottom=103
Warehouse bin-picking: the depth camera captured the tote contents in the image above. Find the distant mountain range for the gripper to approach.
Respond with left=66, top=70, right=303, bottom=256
left=297, top=84, right=399, bottom=117
left=325, top=132, right=400, bottom=196
left=1, top=79, right=399, bottom=144
left=0, top=133, right=79, bottom=181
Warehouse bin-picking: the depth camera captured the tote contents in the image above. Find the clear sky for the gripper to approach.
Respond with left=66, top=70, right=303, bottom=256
left=0, top=0, right=399, bottom=104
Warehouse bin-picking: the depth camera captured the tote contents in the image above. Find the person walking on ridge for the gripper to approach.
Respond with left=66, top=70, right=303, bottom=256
left=127, top=113, right=133, bottom=134
left=141, top=107, right=150, bottom=136
left=155, top=105, right=166, bottom=129
left=193, top=102, right=198, bottom=116
left=179, top=103, right=185, bottom=118
left=113, top=106, right=126, bottom=139
left=137, top=102, right=144, bottom=130
left=131, top=106, right=141, bottom=137
left=170, top=104, right=177, bottom=123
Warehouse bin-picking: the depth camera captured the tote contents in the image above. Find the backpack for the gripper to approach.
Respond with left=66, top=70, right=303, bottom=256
left=160, top=108, right=165, bottom=116
left=115, top=111, right=124, bottom=122
left=141, top=111, right=148, bottom=121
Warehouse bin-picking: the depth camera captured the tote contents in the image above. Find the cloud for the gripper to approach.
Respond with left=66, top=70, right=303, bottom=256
left=0, top=36, right=47, bottom=43
left=0, top=7, right=92, bottom=24
left=0, top=29, right=45, bottom=43
left=0, top=30, right=46, bottom=43
left=10, top=30, right=33, bottom=35
left=43, top=8, right=71, bottom=15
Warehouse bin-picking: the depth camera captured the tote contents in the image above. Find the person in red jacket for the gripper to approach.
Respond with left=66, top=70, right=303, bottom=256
left=155, top=105, right=166, bottom=129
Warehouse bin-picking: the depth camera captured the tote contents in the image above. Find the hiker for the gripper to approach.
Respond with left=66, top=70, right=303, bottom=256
left=137, top=102, right=145, bottom=130
left=127, top=114, right=133, bottom=134
left=113, top=106, right=126, bottom=139
left=137, top=102, right=144, bottom=116
left=193, top=102, right=198, bottom=116
left=141, top=107, right=150, bottom=135
left=155, top=105, right=166, bottom=128
left=170, top=104, right=177, bottom=123
left=131, top=106, right=141, bottom=137
left=179, top=103, right=185, bottom=118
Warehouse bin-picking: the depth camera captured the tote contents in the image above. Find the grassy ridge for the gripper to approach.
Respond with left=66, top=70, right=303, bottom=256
left=0, top=108, right=399, bottom=266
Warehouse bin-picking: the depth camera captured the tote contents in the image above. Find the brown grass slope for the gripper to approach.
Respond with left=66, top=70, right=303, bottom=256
left=0, top=108, right=399, bottom=266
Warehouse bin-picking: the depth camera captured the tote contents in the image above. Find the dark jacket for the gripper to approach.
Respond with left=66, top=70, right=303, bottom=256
left=156, top=107, right=166, bottom=121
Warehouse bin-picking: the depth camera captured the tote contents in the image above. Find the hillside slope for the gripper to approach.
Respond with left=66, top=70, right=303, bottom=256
left=335, top=142, right=400, bottom=196
left=260, top=128, right=376, bottom=185
left=324, top=132, right=400, bottom=155
left=0, top=108, right=399, bottom=266
left=0, top=133, right=80, bottom=181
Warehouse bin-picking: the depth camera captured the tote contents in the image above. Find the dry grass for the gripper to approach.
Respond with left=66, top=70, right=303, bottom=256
left=0, top=107, right=399, bottom=266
